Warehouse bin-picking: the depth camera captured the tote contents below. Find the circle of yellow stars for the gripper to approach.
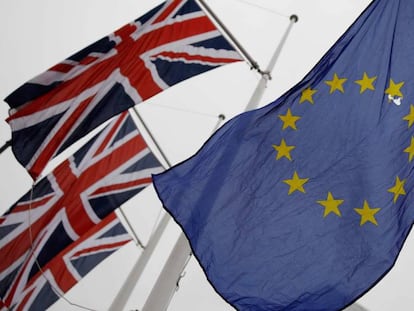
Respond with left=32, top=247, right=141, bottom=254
left=272, top=71, right=409, bottom=227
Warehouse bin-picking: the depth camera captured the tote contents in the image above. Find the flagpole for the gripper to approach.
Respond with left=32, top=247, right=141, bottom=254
left=141, top=233, right=191, bottom=311
left=196, top=0, right=261, bottom=72
left=107, top=110, right=224, bottom=311
left=245, top=14, right=298, bottom=111
left=141, top=14, right=298, bottom=311
left=131, top=107, right=172, bottom=168
left=141, top=115, right=225, bottom=311
left=118, top=207, right=145, bottom=249
left=108, top=212, right=171, bottom=311
left=107, top=106, right=174, bottom=311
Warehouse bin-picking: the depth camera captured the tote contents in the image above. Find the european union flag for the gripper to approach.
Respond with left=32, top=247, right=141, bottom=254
left=153, top=0, right=414, bottom=310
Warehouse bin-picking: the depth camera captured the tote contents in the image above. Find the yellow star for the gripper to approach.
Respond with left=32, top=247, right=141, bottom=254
left=317, top=192, right=344, bottom=217
left=272, top=139, right=295, bottom=161
left=385, top=79, right=404, bottom=98
left=325, top=73, right=347, bottom=94
left=354, top=200, right=380, bottom=226
left=403, top=105, right=414, bottom=128
left=404, top=136, right=414, bottom=162
left=279, top=109, right=301, bottom=130
left=388, top=176, right=406, bottom=204
left=283, top=171, right=309, bottom=195
left=299, top=87, right=317, bottom=104
left=354, top=72, right=377, bottom=93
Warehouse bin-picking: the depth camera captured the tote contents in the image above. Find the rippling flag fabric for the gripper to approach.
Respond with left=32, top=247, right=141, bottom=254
left=4, top=213, right=131, bottom=311
left=0, top=111, right=163, bottom=309
left=5, top=0, right=242, bottom=180
left=153, top=0, right=414, bottom=310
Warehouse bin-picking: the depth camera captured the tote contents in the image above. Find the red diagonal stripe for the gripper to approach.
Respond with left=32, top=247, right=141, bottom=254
left=57, top=132, right=147, bottom=234
left=28, top=96, right=95, bottom=179
left=72, top=240, right=131, bottom=258
left=91, top=177, right=153, bottom=196
left=94, top=111, right=129, bottom=157
left=155, top=51, right=241, bottom=64
left=79, top=55, right=100, bottom=66
left=153, top=0, right=183, bottom=24
left=49, top=63, right=74, bottom=74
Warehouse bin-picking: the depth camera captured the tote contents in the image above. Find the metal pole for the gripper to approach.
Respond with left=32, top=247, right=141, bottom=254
left=108, top=107, right=173, bottom=311
left=132, top=107, right=172, bottom=168
left=197, top=0, right=261, bottom=72
left=244, top=14, right=298, bottom=111
left=141, top=234, right=192, bottom=311
left=118, top=207, right=145, bottom=249
left=141, top=115, right=226, bottom=311
left=108, top=212, right=171, bottom=311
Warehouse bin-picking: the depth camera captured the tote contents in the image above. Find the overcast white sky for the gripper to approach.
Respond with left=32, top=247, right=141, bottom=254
left=0, top=0, right=412, bottom=310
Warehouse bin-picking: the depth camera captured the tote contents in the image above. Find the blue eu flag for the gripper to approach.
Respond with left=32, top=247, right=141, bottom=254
left=154, top=0, right=414, bottom=310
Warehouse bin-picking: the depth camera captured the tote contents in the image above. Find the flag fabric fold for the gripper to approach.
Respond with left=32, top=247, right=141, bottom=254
left=153, top=0, right=414, bottom=310
left=5, top=212, right=131, bottom=311
left=0, top=111, right=163, bottom=309
left=5, top=0, right=242, bottom=180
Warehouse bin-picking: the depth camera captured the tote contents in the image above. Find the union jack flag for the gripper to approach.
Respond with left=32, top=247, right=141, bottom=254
left=3, top=212, right=131, bottom=311
left=0, top=111, right=164, bottom=309
left=5, top=0, right=242, bottom=180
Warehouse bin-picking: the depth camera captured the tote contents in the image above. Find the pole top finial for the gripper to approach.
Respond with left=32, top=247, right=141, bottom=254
left=290, top=14, right=299, bottom=23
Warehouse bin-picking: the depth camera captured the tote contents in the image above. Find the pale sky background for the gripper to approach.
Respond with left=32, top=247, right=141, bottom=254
left=0, top=0, right=413, bottom=310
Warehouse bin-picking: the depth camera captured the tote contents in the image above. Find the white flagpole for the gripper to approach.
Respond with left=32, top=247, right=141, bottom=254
left=108, top=112, right=226, bottom=311
left=196, top=0, right=260, bottom=72
left=108, top=212, right=171, bottom=311
left=108, top=107, right=174, bottom=311
left=141, top=218, right=193, bottom=311
left=245, top=14, right=298, bottom=111
left=141, top=115, right=225, bottom=311
left=141, top=14, right=299, bottom=311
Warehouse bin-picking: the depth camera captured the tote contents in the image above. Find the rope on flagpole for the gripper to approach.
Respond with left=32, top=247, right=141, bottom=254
left=118, top=207, right=145, bottom=249
left=235, top=0, right=290, bottom=18
left=152, top=102, right=223, bottom=119
left=26, top=182, right=98, bottom=311
left=131, top=107, right=172, bottom=168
